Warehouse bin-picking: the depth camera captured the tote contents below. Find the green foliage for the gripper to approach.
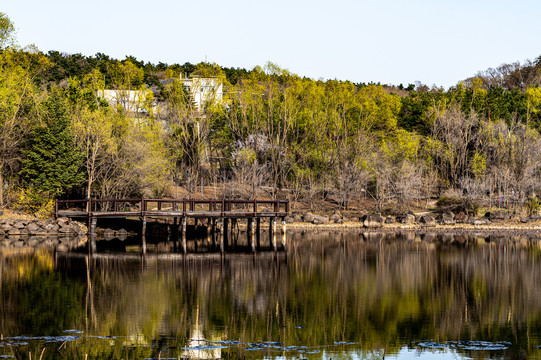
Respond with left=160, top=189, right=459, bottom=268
left=470, top=151, right=487, bottom=179
left=12, top=186, right=54, bottom=218
left=525, top=197, right=540, bottom=215
left=20, top=89, right=85, bottom=196
left=0, top=12, right=15, bottom=48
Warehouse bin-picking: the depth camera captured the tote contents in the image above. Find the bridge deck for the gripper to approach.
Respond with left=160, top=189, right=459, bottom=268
left=55, top=198, right=289, bottom=220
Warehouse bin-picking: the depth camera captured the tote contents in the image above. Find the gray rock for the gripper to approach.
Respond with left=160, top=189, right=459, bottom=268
left=8, top=228, right=22, bottom=235
left=330, top=213, right=342, bottom=222
left=57, top=217, right=70, bottom=227
left=473, top=218, right=491, bottom=225
left=439, top=212, right=455, bottom=225
left=385, top=216, right=396, bottom=224
left=291, top=211, right=303, bottom=221
left=58, top=226, right=71, bottom=233
left=70, top=222, right=82, bottom=234
left=398, top=213, right=416, bottom=224
left=26, top=222, right=42, bottom=234
left=419, top=214, right=436, bottom=227
left=363, top=214, right=385, bottom=228
left=488, top=210, right=509, bottom=221
left=303, top=212, right=317, bottom=223
left=46, top=223, right=60, bottom=233
left=284, top=215, right=296, bottom=224
left=311, top=215, right=330, bottom=225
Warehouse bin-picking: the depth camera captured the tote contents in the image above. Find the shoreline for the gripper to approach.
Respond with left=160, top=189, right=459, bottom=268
left=285, top=221, right=541, bottom=235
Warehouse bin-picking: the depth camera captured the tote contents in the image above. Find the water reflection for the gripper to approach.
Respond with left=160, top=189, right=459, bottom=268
left=1, top=232, right=541, bottom=359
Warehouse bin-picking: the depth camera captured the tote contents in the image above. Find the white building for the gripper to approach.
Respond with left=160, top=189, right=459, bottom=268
left=98, top=89, right=155, bottom=114
left=180, top=75, right=223, bottom=110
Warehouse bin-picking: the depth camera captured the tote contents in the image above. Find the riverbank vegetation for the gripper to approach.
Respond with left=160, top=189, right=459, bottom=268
left=0, top=12, right=540, bottom=217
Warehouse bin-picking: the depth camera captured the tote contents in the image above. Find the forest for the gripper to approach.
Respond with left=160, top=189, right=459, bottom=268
left=0, top=12, right=540, bottom=217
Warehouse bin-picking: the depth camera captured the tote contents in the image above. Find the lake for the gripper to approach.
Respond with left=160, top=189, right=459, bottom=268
left=1, top=231, right=541, bottom=359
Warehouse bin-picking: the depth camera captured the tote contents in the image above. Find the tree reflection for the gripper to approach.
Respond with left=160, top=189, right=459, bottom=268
left=1, top=233, right=541, bottom=359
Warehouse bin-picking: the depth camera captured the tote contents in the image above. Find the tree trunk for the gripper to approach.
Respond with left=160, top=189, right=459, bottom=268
left=0, top=163, right=3, bottom=208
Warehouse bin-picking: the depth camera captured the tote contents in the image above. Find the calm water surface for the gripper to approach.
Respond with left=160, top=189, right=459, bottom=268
left=1, top=232, right=541, bottom=359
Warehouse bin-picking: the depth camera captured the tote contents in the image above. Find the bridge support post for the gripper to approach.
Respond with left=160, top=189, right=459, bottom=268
left=182, top=218, right=187, bottom=254
left=89, top=217, right=97, bottom=253
left=248, top=218, right=255, bottom=252
left=211, top=218, right=217, bottom=248
left=223, top=218, right=229, bottom=249
left=256, top=218, right=261, bottom=249
left=219, top=219, right=225, bottom=253
left=141, top=216, right=147, bottom=254
left=269, top=218, right=277, bottom=251
left=281, top=218, right=287, bottom=249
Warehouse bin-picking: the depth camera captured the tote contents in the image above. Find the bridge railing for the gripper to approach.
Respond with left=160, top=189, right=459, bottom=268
left=56, top=198, right=289, bottom=217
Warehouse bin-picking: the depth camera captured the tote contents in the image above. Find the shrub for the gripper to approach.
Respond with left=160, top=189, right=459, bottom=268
left=13, top=187, right=54, bottom=219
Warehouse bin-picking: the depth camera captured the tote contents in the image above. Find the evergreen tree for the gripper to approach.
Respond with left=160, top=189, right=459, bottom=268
left=20, top=89, right=84, bottom=196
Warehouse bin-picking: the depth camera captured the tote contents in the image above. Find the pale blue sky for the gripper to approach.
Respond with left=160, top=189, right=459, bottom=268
left=3, top=0, right=541, bottom=88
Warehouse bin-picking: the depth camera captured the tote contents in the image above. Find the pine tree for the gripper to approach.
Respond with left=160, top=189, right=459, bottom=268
left=20, top=89, right=84, bottom=196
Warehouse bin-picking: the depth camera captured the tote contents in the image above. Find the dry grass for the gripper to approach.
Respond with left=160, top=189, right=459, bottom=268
left=0, top=209, right=36, bottom=221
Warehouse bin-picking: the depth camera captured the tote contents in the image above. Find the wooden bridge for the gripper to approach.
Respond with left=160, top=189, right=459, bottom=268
left=55, top=198, right=290, bottom=254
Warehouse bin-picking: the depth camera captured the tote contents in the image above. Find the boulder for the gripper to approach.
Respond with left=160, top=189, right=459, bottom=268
left=330, top=213, right=342, bottom=222
left=439, top=212, right=455, bottom=225
left=488, top=210, right=509, bottom=221
left=454, top=211, right=468, bottom=223
left=311, top=215, right=330, bottom=225
left=302, top=212, right=317, bottom=223
left=472, top=218, right=491, bottom=226
left=70, top=222, right=82, bottom=234
left=26, top=222, right=42, bottom=234
left=291, top=211, right=303, bottom=221
left=303, top=212, right=329, bottom=224
left=57, top=217, right=70, bottom=227
left=284, top=215, right=296, bottom=224
left=46, top=223, right=60, bottom=233
left=58, top=225, right=71, bottom=233
left=398, top=213, right=416, bottom=224
left=363, top=214, right=385, bottom=228
left=385, top=216, right=396, bottom=224
left=418, top=214, right=436, bottom=227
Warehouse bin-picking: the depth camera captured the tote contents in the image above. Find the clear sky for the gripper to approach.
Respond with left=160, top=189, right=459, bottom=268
left=3, top=0, right=541, bottom=88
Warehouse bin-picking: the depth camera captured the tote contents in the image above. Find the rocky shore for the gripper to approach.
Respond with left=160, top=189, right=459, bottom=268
left=284, top=210, right=541, bottom=232
left=0, top=217, right=88, bottom=251
left=0, top=217, right=87, bottom=236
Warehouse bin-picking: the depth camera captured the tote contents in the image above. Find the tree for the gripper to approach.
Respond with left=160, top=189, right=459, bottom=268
left=0, top=50, right=42, bottom=207
left=20, top=90, right=84, bottom=196
left=0, top=12, right=15, bottom=49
